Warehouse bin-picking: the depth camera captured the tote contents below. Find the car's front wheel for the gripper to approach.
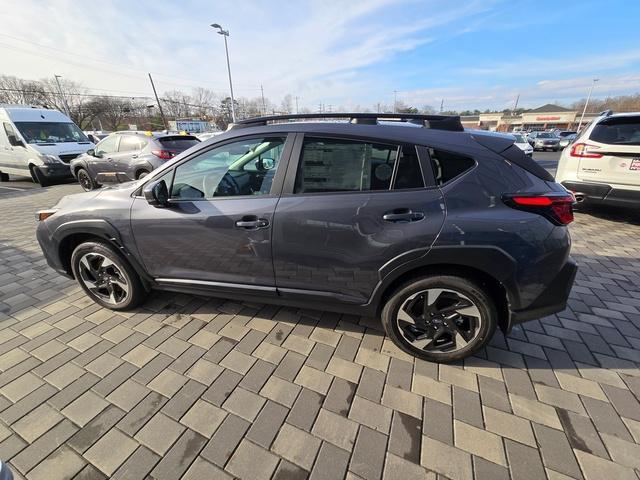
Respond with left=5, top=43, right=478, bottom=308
left=381, top=275, right=497, bottom=363
left=71, top=241, right=147, bottom=310
left=76, top=168, right=96, bottom=191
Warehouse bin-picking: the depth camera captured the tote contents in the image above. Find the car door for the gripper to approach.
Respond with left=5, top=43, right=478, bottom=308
left=114, top=135, right=146, bottom=179
left=577, top=116, right=640, bottom=187
left=130, top=133, right=294, bottom=290
left=272, top=134, right=446, bottom=304
left=89, top=135, right=120, bottom=176
left=1, top=122, right=30, bottom=175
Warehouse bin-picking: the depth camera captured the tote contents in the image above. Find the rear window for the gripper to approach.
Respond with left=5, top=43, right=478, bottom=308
left=590, top=117, right=640, bottom=145
left=537, top=133, right=554, bottom=138
left=158, top=136, right=200, bottom=151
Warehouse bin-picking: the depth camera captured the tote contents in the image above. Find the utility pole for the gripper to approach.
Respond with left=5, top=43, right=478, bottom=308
left=513, top=94, right=520, bottom=112
left=53, top=75, right=71, bottom=117
left=393, top=90, right=398, bottom=113
left=260, top=85, right=266, bottom=116
left=295, top=96, right=299, bottom=114
left=440, top=99, right=444, bottom=113
left=148, top=73, right=168, bottom=130
left=577, top=78, right=599, bottom=132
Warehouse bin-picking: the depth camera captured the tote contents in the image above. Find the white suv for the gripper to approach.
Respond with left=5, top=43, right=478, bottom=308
left=556, top=111, right=640, bottom=208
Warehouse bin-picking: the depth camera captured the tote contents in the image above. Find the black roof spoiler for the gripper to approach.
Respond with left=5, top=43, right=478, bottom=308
left=229, top=113, right=464, bottom=132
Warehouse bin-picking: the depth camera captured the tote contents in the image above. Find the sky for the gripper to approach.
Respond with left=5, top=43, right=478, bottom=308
left=1, top=0, right=640, bottom=112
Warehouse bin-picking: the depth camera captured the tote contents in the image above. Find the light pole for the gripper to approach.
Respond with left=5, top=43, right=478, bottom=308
left=577, top=78, right=599, bottom=131
left=53, top=75, right=71, bottom=117
left=211, top=23, right=236, bottom=122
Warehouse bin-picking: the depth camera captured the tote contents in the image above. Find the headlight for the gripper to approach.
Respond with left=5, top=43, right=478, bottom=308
left=39, top=154, right=60, bottom=164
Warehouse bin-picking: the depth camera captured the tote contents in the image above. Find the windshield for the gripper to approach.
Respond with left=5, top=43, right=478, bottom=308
left=512, top=134, right=526, bottom=143
left=15, top=122, right=90, bottom=144
left=537, top=132, right=555, bottom=138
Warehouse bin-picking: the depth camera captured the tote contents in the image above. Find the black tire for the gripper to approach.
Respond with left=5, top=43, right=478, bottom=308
left=381, top=275, right=497, bottom=363
left=77, top=168, right=96, bottom=191
left=0, top=172, right=9, bottom=182
left=31, top=166, right=52, bottom=187
left=70, top=241, right=147, bottom=310
left=136, top=170, right=150, bottom=179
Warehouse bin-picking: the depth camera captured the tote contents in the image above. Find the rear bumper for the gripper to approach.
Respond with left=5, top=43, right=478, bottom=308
left=508, top=257, right=577, bottom=329
left=561, top=181, right=640, bottom=208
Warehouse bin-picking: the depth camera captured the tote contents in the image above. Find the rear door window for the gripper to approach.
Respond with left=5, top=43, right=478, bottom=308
left=590, top=117, right=640, bottom=145
left=293, top=138, right=425, bottom=194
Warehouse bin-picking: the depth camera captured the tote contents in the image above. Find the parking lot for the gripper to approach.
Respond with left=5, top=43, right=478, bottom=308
left=0, top=152, right=639, bottom=480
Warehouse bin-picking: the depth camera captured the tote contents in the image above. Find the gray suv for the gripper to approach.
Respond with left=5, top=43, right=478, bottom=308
left=70, top=131, right=200, bottom=191
left=36, top=113, right=577, bottom=362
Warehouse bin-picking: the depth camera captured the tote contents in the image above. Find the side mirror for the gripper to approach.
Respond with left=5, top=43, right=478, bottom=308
left=255, top=158, right=275, bottom=171
left=143, top=179, right=169, bottom=207
left=8, top=134, right=25, bottom=148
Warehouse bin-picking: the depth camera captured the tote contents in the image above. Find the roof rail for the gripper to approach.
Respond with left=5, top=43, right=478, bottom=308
left=230, top=113, right=464, bottom=132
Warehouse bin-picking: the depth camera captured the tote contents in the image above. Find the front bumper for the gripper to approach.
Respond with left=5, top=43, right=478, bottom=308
left=36, top=221, right=71, bottom=277
left=38, top=162, right=73, bottom=179
left=561, top=181, right=640, bottom=208
left=508, top=257, right=578, bottom=329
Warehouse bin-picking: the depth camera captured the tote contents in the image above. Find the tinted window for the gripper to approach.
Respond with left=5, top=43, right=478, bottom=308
left=429, top=149, right=475, bottom=185
left=591, top=117, right=640, bottom=145
left=95, top=135, right=119, bottom=155
left=294, top=138, right=398, bottom=193
left=171, top=136, right=285, bottom=199
left=158, top=136, right=200, bottom=151
left=394, top=145, right=424, bottom=189
left=118, top=135, right=146, bottom=152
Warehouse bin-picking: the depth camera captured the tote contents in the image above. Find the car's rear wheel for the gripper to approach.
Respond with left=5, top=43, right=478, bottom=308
left=381, top=275, right=497, bottom=363
left=77, top=168, right=95, bottom=191
left=71, top=241, right=147, bottom=310
left=136, top=170, right=150, bottom=179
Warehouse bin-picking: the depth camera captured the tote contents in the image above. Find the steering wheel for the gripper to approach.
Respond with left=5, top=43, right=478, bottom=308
left=205, top=171, right=241, bottom=197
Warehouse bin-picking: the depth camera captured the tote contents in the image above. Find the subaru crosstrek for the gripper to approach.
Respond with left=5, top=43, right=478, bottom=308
left=36, top=113, right=577, bottom=363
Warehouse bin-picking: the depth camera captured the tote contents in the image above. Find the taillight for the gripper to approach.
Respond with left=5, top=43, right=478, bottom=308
left=570, top=143, right=602, bottom=158
left=151, top=150, right=174, bottom=160
left=503, top=193, right=575, bottom=225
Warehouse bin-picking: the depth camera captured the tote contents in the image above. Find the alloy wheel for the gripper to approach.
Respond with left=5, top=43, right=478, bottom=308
left=78, top=252, right=129, bottom=305
left=78, top=170, right=93, bottom=191
left=396, top=288, right=482, bottom=353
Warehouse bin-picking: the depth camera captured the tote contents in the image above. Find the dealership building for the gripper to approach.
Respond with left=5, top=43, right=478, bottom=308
left=461, top=104, right=600, bottom=132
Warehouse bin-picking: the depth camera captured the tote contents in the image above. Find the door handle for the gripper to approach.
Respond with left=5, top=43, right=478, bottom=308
left=383, top=209, right=424, bottom=223
left=235, top=216, right=269, bottom=229
left=131, top=154, right=138, bottom=159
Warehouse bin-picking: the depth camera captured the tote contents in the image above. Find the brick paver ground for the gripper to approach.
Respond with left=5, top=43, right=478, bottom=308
left=0, top=183, right=639, bottom=480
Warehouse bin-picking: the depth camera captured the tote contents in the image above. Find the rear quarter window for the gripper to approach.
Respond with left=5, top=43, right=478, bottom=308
left=429, top=149, right=475, bottom=185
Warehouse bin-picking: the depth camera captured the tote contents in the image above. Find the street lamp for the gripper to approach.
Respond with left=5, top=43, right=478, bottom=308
left=577, top=78, right=599, bottom=132
left=53, top=74, right=71, bottom=117
left=211, top=23, right=236, bottom=122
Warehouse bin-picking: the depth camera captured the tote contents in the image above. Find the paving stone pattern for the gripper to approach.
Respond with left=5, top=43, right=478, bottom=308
left=0, top=184, right=639, bottom=479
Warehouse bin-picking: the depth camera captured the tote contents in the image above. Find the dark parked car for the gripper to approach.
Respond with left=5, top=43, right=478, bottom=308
left=36, top=113, right=577, bottom=362
left=528, top=131, right=560, bottom=151
left=70, top=131, right=200, bottom=191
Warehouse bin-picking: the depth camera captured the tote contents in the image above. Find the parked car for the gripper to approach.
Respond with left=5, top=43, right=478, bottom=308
left=70, top=131, right=200, bottom=191
left=0, top=106, right=93, bottom=186
left=511, top=133, right=533, bottom=156
left=556, top=111, right=640, bottom=208
left=528, top=132, right=560, bottom=151
left=558, top=133, right=577, bottom=149
left=84, top=130, right=111, bottom=144
left=36, top=113, right=577, bottom=363
left=556, top=130, right=577, bottom=138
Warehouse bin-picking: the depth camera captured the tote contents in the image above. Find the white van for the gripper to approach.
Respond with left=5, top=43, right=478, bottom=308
left=556, top=111, right=640, bottom=208
left=0, top=106, right=93, bottom=186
